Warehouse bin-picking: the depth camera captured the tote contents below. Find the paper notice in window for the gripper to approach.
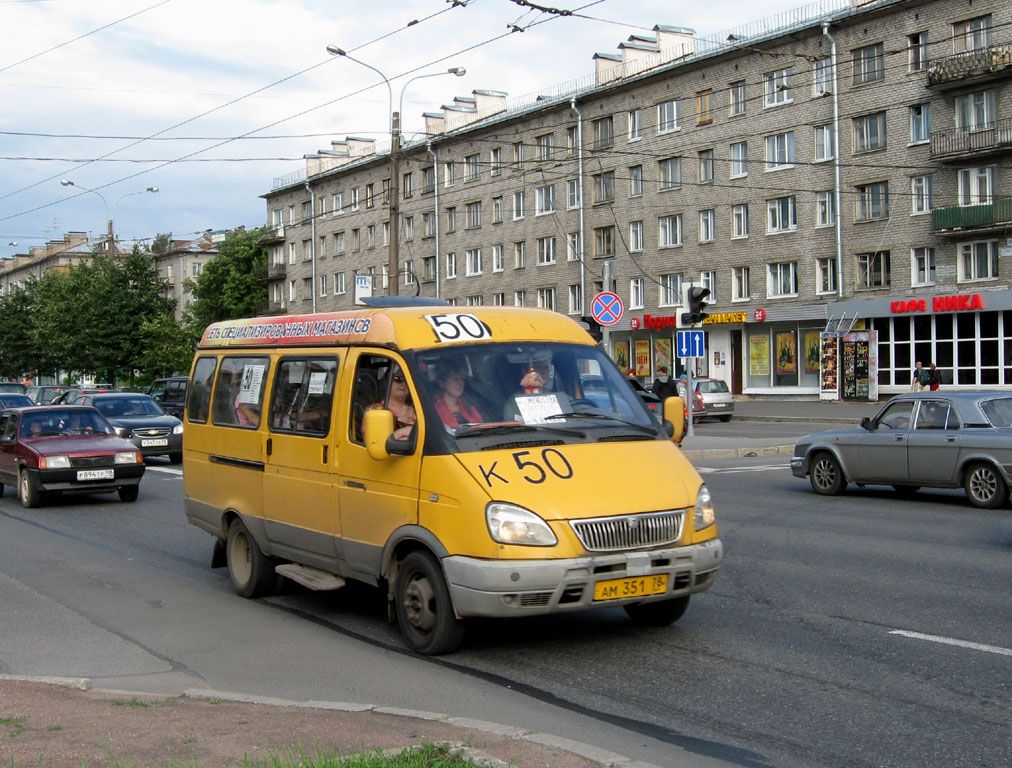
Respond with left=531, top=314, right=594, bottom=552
left=238, top=364, right=265, bottom=404
left=515, top=394, right=565, bottom=424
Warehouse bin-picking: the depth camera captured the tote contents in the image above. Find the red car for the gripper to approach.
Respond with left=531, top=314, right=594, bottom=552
left=0, top=406, right=145, bottom=507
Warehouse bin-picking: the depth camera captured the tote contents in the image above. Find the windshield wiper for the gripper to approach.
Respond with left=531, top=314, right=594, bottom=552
left=454, top=422, right=586, bottom=439
left=544, top=411, right=658, bottom=435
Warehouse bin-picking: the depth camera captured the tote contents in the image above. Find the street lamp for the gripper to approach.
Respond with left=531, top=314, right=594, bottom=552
left=60, top=180, right=157, bottom=252
left=326, top=46, right=464, bottom=296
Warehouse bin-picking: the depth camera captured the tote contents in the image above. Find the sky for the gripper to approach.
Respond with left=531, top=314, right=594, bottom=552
left=0, top=0, right=811, bottom=256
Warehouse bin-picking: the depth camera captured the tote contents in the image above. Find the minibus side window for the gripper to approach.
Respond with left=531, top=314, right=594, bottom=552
left=269, top=357, right=338, bottom=436
left=187, top=357, right=217, bottom=423
left=212, top=356, right=269, bottom=428
left=350, top=355, right=414, bottom=443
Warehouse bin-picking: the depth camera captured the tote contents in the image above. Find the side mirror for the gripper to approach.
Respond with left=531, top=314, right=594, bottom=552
left=0, top=433, right=14, bottom=445
left=860, top=416, right=871, bottom=430
left=662, top=396, right=685, bottom=444
left=363, top=409, right=393, bottom=460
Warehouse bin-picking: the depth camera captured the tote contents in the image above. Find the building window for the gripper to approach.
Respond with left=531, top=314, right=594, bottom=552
left=958, top=166, right=994, bottom=205
left=367, top=225, right=376, bottom=248
left=813, top=57, right=834, bottom=96
left=465, top=295, right=483, bottom=307
left=568, top=284, right=582, bottom=314
left=857, top=251, right=890, bottom=288
left=698, top=149, right=714, bottom=183
left=466, top=201, right=482, bottom=229
left=365, top=184, right=375, bottom=209
left=854, top=112, right=887, bottom=152
left=567, top=179, right=581, bottom=209
left=466, top=248, right=482, bottom=276
left=629, top=221, right=643, bottom=252
left=696, top=90, right=711, bottom=124
left=765, top=131, right=795, bottom=170
left=594, top=226, right=615, bottom=257
left=513, top=141, right=523, bottom=165
left=493, top=292, right=505, bottom=306
left=729, top=80, right=746, bottom=115
left=816, top=191, right=836, bottom=227
left=767, top=196, right=797, bottom=233
left=402, top=217, right=414, bottom=242
left=732, top=266, right=750, bottom=302
left=953, top=15, right=992, bottom=53
left=732, top=203, right=749, bottom=238
left=763, top=67, right=792, bottom=106
left=382, top=178, right=391, bottom=205
left=730, top=141, right=748, bottom=177
left=335, top=272, right=346, bottom=294
left=490, top=147, right=502, bottom=175
left=537, top=236, right=557, bottom=265
left=512, top=191, right=525, bottom=220
left=958, top=240, right=998, bottom=280
left=912, top=247, right=936, bottom=285
left=535, top=184, right=556, bottom=215
left=465, top=153, right=480, bottom=180
left=567, top=232, right=581, bottom=261
left=422, top=212, right=436, bottom=238
left=535, top=133, right=553, bottom=161
left=319, top=273, right=328, bottom=297
left=352, top=228, right=360, bottom=251
left=446, top=252, right=457, bottom=279
left=910, top=104, right=930, bottom=144
left=767, top=262, right=798, bottom=297
left=657, top=99, right=680, bottom=133
left=514, top=290, right=526, bottom=307
left=335, top=231, right=345, bottom=254
left=303, top=277, right=312, bottom=299
left=907, top=32, right=928, bottom=72
left=492, top=196, right=503, bottom=224
left=302, top=200, right=312, bottom=221
left=699, top=209, right=715, bottom=242
left=628, top=109, right=642, bottom=140
left=856, top=182, right=889, bottom=221
left=514, top=241, right=526, bottom=268
left=659, top=157, right=682, bottom=190
left=593, top=171, right=615, bottom=203
left=443, top=161, right=456, bottom=187
left=816, top=257, right=837, bottom=295
left=659, top=215, right=682, bottom=247
left=911, top=176, right=933, bottom=215
left=423, top=257, right=436, bottom=282
left=288, top=279, right=296, bottom=301
left=659, top=273, right=682, bottom=306
left=446, top=207, right=456, bottom=233
left=815, top=124, right=835, bottom=161
left=567, top=126, right=578, bottom=156
left=319, top=235, right=327, bottom=257
left=592, top=116, right=614, bottom=149
left=333, top=192, right=345, bottom=214
left=492, top=244, right=504, bottom=272
left=629, top=278, right=645, bottom=310
left=422, top=166, right=435, bottom=193
left=318, top=196, right=328, bottom=217
left=853, top=43, right=884, bottom=84
left=629, top=165, right=643, bottom=197
left=537, top=287, right=556, bottom=311
left=955, top=90, right=995, bottom=131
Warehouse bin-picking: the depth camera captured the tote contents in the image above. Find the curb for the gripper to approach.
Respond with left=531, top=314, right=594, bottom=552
left=682, top=443, right=795, bottom=460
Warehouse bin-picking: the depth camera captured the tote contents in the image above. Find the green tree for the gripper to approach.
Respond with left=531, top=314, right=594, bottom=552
left=138, top=313, right=199, bottom=379
left=0, top=283, right=38, bottom=380
left=150, top=232, right=172, bottom=254
left=185, top=226, right=267, bottom=332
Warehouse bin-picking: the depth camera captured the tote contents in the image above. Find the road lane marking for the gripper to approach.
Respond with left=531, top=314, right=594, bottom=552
left=696, top=464, right=790, bottom=474
left=146, top=466, right=182, bottom=476
left=889, top=629, right=1012, bottom=657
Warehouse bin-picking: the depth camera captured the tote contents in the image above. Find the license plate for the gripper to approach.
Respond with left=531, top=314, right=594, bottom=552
left=77, top=469, right=114, bottom=481
left=593, top=574, right=668, bottom=601
left=141, top=438, right=168, bottom=447
left=712, top=403, right=726, bottom=408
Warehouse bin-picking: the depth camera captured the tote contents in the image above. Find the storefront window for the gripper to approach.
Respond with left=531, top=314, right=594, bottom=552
left=747, top=323, right=822, bottom=389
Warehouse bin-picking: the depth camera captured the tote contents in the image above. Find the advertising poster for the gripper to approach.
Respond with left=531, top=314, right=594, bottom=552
left=749, top=335, right=770, bottom=376
left=634, top=339, right=651, bottom=377
left=804, top=331, right=821, bottom=374
left=653, top=337, right=673, bottom=373
left=612, top=340, right=630, bottom=372
left=820, top=334, right=838, bottom=394
left=775, top=331, right=797, bottom=375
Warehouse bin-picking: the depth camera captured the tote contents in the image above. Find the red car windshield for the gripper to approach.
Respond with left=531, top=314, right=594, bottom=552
left=20, top=410, right=113, bottom=438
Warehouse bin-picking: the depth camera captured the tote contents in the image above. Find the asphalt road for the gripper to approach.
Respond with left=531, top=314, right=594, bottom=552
left=1, top=445, right=1009, bottom=768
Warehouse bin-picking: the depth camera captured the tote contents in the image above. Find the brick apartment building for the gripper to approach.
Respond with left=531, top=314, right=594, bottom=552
left=261, top=0, right=1011, bottom=398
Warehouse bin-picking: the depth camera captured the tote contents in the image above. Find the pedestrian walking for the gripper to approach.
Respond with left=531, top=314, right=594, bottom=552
left=651, top=365, right=679, bottom=400
left=927, top=363, right=941, bottom=391
left=912, top=361, right=931, bottom=391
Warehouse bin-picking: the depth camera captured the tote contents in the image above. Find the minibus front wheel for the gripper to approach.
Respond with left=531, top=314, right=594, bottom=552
left=226, top=518, right=277, bottom=598
left=395, top=551, right=465, bottom=655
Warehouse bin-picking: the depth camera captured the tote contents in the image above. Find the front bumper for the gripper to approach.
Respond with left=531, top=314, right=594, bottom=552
left=789, top=456, right=806, bottom=478
left=30, top=464, right=145, bottom=495
left=443, top=538, right=723, bottom=618
left=128, top=433, right=182, bottom=457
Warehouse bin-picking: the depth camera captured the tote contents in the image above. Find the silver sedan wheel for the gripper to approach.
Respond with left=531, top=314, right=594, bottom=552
left=964, top=462, right=1009, bottom=509
left=810, top=452, right=846, bottom=496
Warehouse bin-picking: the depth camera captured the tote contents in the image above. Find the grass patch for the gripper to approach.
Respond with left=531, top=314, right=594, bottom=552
left=238, top=743, right=493, bottom=768
left=110, top=698, right=150, bottom=708
left=1, top=716, right=29, bottom=738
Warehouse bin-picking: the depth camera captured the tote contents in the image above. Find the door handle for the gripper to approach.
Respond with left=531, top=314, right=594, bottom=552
left=895, top=435, right=905, bottom=441
left=266, top=437, right=272, bottom=456
left=345, top=480, right=365, bottom=489
left=322, top=445, right=328, bottom=464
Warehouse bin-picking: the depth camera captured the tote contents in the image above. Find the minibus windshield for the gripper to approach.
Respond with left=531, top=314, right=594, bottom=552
left=414, top=342, right=657, bottom=445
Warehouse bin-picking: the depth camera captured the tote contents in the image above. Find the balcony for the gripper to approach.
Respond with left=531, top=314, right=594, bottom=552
left=257, top=262, right=287, bottom=281
left=930, top=117, right=1012, bottom=161
left=927, top=42, right=1012, bottom=89
left=261, top=225, right=285, bottom=243
left=931, top=197, right=1012, bottom=235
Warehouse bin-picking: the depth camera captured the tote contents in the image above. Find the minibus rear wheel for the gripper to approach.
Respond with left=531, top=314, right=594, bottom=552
left=226, top=518, right=277, bottom=598
left=624, top=595, right=690, bottom=627
left=395, top=551, right=465, bottom=655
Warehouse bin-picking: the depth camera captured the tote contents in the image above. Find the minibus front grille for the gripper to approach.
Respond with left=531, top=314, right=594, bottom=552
left=481, top=439, right=564, bottom=451
left=571, top=510, right=684, bottom=552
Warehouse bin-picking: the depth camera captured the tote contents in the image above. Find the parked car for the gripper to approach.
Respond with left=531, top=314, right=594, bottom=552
left=26, top=385, right=68, bottom=404
left=790, top=391, right=1012, bottom=509
left=52, top=387, right=113, bottom=405
left=693, top=377, right=734, bottom=421
left=0, top=405, right=145, bottom=506
left=147, top=376, right=188, bottom=419
left=0, top=394, right=34, bottom=409
left=0, top=382, right=27, bottom=395
left=74, top=392, right=183, bottom=463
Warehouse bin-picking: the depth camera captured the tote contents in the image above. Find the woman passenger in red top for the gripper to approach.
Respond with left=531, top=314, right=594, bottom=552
left=434, top=361, right=482, bottom=428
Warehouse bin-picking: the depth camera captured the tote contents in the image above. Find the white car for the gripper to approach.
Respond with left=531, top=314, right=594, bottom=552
left=693, top=378, right=734, bottom=422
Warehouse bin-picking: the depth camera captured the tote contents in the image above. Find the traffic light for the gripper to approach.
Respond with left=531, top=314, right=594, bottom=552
left=680, top=286, right=710, bottom=326
left=581, top=316, right=604, bottom=342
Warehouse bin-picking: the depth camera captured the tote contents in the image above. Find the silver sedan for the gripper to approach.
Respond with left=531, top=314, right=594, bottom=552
left=790, top=391, right=1012, bottom=509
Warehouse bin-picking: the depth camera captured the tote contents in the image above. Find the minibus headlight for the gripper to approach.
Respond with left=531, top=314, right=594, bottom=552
left=486, top=502, right=557, bottom=546
left=115, top=451, right=141, bottom=464
left=693, top=484, right=715, bottom=530
left=41, top=455, right=70, bottom=469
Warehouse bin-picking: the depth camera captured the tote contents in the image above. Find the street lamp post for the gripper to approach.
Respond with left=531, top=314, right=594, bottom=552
left=326, top=47, right=464, bottom=296
left=61, top=180, right=157, bottom=252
